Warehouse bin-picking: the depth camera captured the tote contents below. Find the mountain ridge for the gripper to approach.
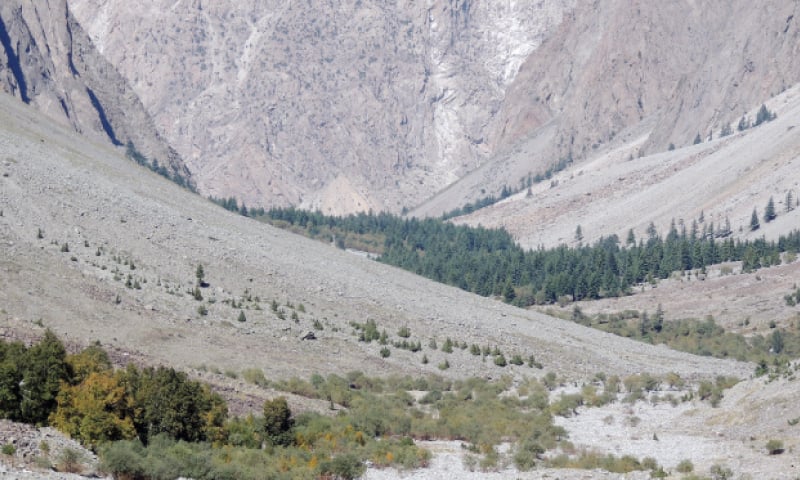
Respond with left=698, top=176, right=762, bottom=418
left=0, top=0, right=190, bottom=182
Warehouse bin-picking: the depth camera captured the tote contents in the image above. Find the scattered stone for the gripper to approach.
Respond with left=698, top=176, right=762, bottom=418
left=299, top=331, right=316, bottom=341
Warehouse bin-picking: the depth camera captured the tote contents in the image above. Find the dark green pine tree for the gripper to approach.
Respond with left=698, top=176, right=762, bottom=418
left=263, top=397, right=294, bottom=446
left=503, top=281, right=516, bottom=303
left=750, top=208, right=760, bottom=231
left=764, top=196, right=776, bottom=222
left=787, top=191, right=795, bottom=212
left=19, top=330, right=70, bottom=424
left=737, top=115, right=750, bottom=131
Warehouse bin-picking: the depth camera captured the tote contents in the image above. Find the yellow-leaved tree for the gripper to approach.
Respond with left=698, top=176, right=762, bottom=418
left=50, top=371, right=137, bottom=449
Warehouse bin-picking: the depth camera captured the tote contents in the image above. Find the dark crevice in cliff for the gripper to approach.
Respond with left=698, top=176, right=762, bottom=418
left=0, top=14, right=30, bottom=103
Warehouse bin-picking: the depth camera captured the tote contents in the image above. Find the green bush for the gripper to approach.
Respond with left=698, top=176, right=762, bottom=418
left=56, top=447, right=84, bottom=474
left=766, top=439, right=784, bottom=454
left=99, top=440, right=146, bottom=478
left=710, top=463, right=733, bottom=480
left=493, top=354, right=507, bottom=367
left=1, top=443, right=15, bottom=455
left=241, top=368, right=269, bottom=387
left=320, top=453, right=365, bottom=480
left=676, top=458, right=694, bottom=473
left=263, top=397, right=293, bottom=447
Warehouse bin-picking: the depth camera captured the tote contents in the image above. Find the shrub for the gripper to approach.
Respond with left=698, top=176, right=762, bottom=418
left=494, top=354, right=507, bottom=367
left=397, top=326, right=411, bottom=338
left=441, top=338, right=454, bottom=353
left=99, top=440, right=146, bottom=478
left=319, top=453, right=365, bottom=480
left=1, top=443, right=15, bottom=455
left=380, top=347, right=391, bottom=358
left=237, top=310, right=246, bottom=322
left=513, top=438, right=544, bottom=471
left=709, top=463, right=733, bottom=480
left=766, top=439, right=784, bottom=455
left=242, top=368, right=269, bottom=387
left=510, top=354, right=524, bottom=366
left=676, top=459, right=694, bottom=473
left=263, top=397, right=294, bottom=447
left=56, top=447, right=84, bottom=474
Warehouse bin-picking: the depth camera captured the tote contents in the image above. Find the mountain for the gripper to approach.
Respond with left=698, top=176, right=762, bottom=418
left=413, top=0, right=800, bottom=217
left=0, top=0, right=190, bottom=181
left=66, top=0, right=574, bottom=213
left=457, top=84, right=800, bottom=249
left=66, top=1, right=800, bottom=218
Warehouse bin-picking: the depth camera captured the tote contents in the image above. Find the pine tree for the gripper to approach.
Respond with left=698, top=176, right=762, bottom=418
left=755, top=104, right=775, bottom=126
left=20, top=330, right=70, bottom=424
left=574, top=225, right=583, bottom=244
left=737, top=115, right=750, bottom=131
left=626, top=229, right=636, bottom=246
left=263, top=397, right=293, bottom=446
left=195, top=264, right=205, bottom=286
left=787, top=191, right=794, bottom=212
left=693, top=133, right=702, bottom=145
left=750, top=208, right=760, bottom=231
left=764, top=196, right=776, bottom=222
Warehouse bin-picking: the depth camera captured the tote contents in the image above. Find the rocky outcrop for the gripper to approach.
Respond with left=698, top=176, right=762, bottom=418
left=0, top=0, right=190, bottom=182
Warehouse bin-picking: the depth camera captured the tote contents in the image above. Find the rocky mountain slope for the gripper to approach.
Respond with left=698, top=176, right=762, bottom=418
left=0, top=91, right=746, bottom=383
left=0, top=0, right=189, bottom=181
left=413, top=0, right=800, bottom=217
left=66, top=0, right=573, bottom=213
left=457, top=84, right=800, bottom=250
left=65, top=1, right=800, bottom=219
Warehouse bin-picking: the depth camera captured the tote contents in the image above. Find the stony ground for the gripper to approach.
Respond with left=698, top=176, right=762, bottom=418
left=0, top=92, right=796, bottom=478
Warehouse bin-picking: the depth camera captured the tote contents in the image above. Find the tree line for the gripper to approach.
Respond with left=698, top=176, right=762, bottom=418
left=263, top=208, right=800, bottom=306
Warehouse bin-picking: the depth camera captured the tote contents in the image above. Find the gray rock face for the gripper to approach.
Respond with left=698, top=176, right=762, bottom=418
left=6, top=1, right=800, bottom=217
left=492, top=0, right=800, bottom=161
left=67, top=0, right=571, bottom=213
left=0, top=0, right=190, bottom=182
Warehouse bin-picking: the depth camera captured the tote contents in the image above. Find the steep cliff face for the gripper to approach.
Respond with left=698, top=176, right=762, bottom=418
left=17, top=1, right=798, bottom=216
left=67, top=0, right=571, bottom=213
left=492, top=0, right=800, bottom=164
left=0, top=0, right=189, bottom=181
left=413, top=0, right=800, bottom=217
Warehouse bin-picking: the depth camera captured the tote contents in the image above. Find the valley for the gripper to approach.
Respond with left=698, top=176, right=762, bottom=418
left=1, top=1, right=800, bottom=478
